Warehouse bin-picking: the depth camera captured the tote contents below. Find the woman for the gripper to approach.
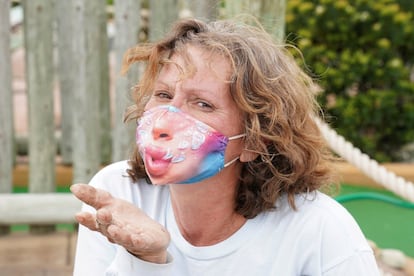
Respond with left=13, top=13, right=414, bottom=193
left=71, top=18, right=379, bottom=275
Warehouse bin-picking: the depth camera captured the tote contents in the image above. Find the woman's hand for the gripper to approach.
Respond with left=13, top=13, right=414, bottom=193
left=70, top=183, right=170, bottom=264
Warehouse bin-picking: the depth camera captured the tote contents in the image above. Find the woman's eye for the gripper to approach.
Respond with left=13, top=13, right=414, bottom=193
left=154, top=91, right=172, bottom=100
left=196, top=101, right=213, bottom=110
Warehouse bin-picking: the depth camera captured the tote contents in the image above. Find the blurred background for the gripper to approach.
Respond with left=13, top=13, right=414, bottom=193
left=0, top=0, right=413, bottom=275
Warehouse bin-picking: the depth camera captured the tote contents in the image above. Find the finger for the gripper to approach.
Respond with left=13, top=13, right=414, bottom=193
left=106, top=236, right=116, bottom=244
left=75, top=211, right=99, bottom=231
left=107, top=224, right=155, bottom=254
left=96, top=209, right=113, bottom=226
left=106, top=224, right=142, bottom=251
left=71, top=183, right=113, bottom=209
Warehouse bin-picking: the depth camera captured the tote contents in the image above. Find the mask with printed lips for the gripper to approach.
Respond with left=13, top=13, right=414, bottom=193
left=136, top=105, right=245, bottom=184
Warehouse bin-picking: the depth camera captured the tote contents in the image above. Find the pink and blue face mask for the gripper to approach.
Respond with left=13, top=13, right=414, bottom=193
left=136, top=105, right=245, bottom=185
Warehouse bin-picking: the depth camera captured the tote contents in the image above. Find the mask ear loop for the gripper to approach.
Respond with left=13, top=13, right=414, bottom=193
left=224, top=156, right=240, bottom=167
left=228, top=133, right=246, bottom=140
left=224, top=133, right=246, bottom=167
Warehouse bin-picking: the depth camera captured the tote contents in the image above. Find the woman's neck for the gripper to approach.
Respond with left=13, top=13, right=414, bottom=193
left=169, top=177, right=246, bottom=246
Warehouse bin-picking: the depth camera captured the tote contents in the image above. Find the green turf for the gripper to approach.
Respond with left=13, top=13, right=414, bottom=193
left=10, top=223, right=77, bottom=232
left=337, top=184, right=414, bottom=257
left=13, top=186, right=71, bottom=193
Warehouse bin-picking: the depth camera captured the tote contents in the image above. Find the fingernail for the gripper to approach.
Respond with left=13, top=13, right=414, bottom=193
left=70, top=183, right=81, bottom=193
left=75, top=213, right=84, bottom=223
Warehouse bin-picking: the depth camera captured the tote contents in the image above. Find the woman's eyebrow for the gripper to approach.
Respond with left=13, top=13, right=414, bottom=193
left=154, top=80, right=174, bottom=91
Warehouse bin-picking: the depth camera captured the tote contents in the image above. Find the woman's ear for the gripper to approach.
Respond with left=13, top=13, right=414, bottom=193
left=240, top=149, right=259, bottom=163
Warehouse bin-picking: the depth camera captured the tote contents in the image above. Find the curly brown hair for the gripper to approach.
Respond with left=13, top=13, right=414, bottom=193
left=122, top=18, right=337, bottom=219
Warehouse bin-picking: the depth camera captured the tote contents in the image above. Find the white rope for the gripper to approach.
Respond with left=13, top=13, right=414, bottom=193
left=315, top=117, right=414, bottom=203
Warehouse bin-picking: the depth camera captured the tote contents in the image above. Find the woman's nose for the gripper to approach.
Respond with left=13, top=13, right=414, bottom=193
left=152, top=113, right=174, bottom=140
left=152, top=127, right=172, bottom=140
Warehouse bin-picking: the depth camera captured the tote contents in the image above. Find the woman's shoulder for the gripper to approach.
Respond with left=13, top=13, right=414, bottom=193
left=299, top=192, right=361, bottom=228
left=293, top=192, right=366, bottom=233
left=296, top=192, right=371, bottom=253
left=273, top=191, right=351, bottom=217
left=267, top=191, right=370, bottom=247
left=259, top=192, right=375, bottom=273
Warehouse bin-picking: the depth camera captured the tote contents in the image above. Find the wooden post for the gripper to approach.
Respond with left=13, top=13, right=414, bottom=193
left=23, top=0, right=56, bottom=234
left=71, top=0, right=104, bottom=184
left=188, top=0, right=219, bottom=20
left=0, top=0, right=13, bottom=236
left=224, top=0, right=286, bottom=43
left=223, top=0, right=254, bottom=19
left=112, top=0, right=141, bottom=162
left=259, top=0, right=286, bottom=43
left=149, top=0, right=179, bottom=41
left=55, top=1, right=74, bottom=166
left=98, top=1, right=112, bottom=165
left=56, top=0, right=110, bottom=166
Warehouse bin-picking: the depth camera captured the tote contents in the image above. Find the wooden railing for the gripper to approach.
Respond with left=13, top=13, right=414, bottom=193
left=0, top=194, right=80, bottom=225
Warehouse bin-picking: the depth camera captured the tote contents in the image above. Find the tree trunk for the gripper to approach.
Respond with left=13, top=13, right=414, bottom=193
left=0, top=0, right=13, bottom=236
left=23, top=0, right=56, bottom=234
left=149, top=0, right=179, bottom=41
left=55, top=0, right=74, bottom=165
left=71, top=0, right=104, bottom=184
left=112, top=0, right=141, bottom=162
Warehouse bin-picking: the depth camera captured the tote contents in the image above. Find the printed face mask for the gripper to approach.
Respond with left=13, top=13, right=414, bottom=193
left=136, top=105, right=245, bottom=185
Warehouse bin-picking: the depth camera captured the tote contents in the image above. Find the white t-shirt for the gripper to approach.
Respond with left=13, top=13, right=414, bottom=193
left=73, top=161, right=379, bottom=276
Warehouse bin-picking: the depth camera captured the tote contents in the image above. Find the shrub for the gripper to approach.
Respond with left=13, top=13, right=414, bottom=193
left=286, top=0, right=414, bottom=162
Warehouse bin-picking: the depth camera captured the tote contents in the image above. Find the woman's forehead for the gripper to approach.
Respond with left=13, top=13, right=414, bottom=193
left=158, top=45, right=233, bottom=83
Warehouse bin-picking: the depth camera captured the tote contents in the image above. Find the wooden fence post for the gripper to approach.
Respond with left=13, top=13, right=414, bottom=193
left=149, top=0, right=179, bottom=41
left=112, top=0, right=141, bottom=162
left=23, top=0, right=56, bottom=234
left=259, top=0, right=286, bottom=43
left=55, top=1, right=74, bottom=166
left=56, top=0, right=111, bottom=167
left=0, top=0, right=13, bottom=236
left=224, top=0, right=286, bottom=43
left=98, top=1, right=112, bottom=165
left=188, top=0, right=219, bottom=20
left=71, top=0, right=108, bottom=184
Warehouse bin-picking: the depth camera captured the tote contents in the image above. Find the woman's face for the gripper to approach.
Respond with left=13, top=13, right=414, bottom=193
left=141, top=45, right=245, bottom=185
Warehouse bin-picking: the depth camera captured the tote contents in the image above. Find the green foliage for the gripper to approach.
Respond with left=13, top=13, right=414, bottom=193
left=286, top=0, right=414, bottom=162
